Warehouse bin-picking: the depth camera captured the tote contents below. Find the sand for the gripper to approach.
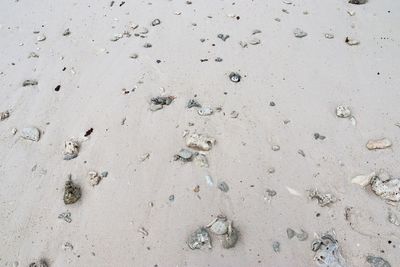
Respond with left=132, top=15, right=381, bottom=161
left=1, top=0, right=400, bottom=266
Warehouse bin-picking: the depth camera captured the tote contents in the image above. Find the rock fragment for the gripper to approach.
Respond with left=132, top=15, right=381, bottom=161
left=143, top=42, right=152, bottom=48
left=366, top=256, right=391, bottom=267
left=308, top=189, right=336, bottom=207
left=129, top=53, right=138, bottom=59
left=150, top=96, right=175, bottom=111
left=186, top=133, right=216, bottom=151
left=88, top=171, right=101, bottom=186
left=63, top=28, right=71, bottom=36
left=222, top=224, right=239, bottom=249
left=187, top=227, right=212, bottom=250
left=336, top=105, right=351, bottom=118
left=0, top=110, right=10, bottom=121
left=296, top=229, right=308, bottom=241
left=293, top=28, right=307, bottom=38
left=312, top=231, right=346, bottom=267
left=174, top=148, right=195, bottom=162
left=370, top=175, right=400, bottom=202
left=230, top=111, right=239, bottom=118
left=271, top=145, right=280, bottom=151
left=63, top=176, right=81, bottom=205
left=28, top=52, right=39, bottom=58
left=21, top=127, right=40, bottom=141
left=63, top=140, right=80, bottom=160
left=366, top=138, right=392, bottom=150
left=22, top=80, right=38, bottom=86
left=324, top=33, right=334, bottom=39
left=287, top=228, right=296, bottom=239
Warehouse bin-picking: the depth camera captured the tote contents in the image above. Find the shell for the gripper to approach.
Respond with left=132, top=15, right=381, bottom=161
left=229, top=72, right=241, bottom=83
left=366, top=138, right=392, bottom=150
left=222, top=225, right=239, bottom=249
left=207, top=215, right=229, bottom=235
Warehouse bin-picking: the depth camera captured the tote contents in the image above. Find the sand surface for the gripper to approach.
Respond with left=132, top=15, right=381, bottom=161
left=1, top=0, right=400, bottom=266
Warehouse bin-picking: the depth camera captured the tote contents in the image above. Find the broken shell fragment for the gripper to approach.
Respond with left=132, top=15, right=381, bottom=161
left=23, top=79, right=38, bottom=86
left=63, top=28, right=71, bottom=36
left=187, top=227, right=212, bottom=250
left=63, top=176, right=81, bottom=205
left=63, top=140, right=80, bottom=160
left=29, top=259, right=48, bottom=267
left=217, top=181, right=229, bottom=192
left=336, top=105, right=351, bottom=118
left=345, top=37, right=360, bottom=46
left=186, top=133, right=216, bottom=151
left=217, top=34, right=230, bottom=41
left=21, top=127, right=40, bottom=141
left=366, top=256, right=391, bottom=267
left=351, top=172, right=376, bottom=187
left=150, top=96, right=175, bottom=111
left=58, top=211, right=72, bottom=223
left=312, top=232, right=346, bottom=267
left=206, top=215, right=229, bottom=235
left=308, top=189, right=336, bottom=207
left=222, top=225, right=239, bottom=249
left=229, top=72, right=241, bottom=83
left=194, top=153, right=209, bottom=168
left=198, top=107, right=213, bottom=116
left=293, top=28, right=307, bottom=38
left=88, top=171, right=102, bottom=186
left=0, top=110, right=10, bottom=121
left=366, top=138, right=392, bottom=150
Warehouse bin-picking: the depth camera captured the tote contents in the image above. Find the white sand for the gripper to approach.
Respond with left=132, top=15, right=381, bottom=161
left=1, top=0, right=400, bottom=266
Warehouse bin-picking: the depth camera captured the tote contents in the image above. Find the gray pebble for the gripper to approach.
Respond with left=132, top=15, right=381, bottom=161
left=21, top=127, right=40, bottom=142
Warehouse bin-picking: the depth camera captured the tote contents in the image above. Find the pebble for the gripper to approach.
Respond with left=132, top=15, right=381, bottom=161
left=336, top=105, right=351, bottom=118
left=0, top=110, right=10, bottom=121
left=366, top=138, right=392, bottom=150
left=230, top=111, right=239, bottom=118
left=271, top=145, right=280, bottom=151
left=324, top=33, right=334, bottom=39
left=388, top=211, right=400, bottom=226
left=21, top=127, right=40, bottom=142
left=268, top=167, right=275, bottom=174
left=58, top=211, right=72, bottom=223
left=129, top=53, right=139, bottom=59
left=349, top=0, right=367, bottom=4
left=217, top=34, right=230, bottom=41
left=366, top=256, right=391, bottom=267
left=63, top=176, right=81, bottom=205
left=143, top=43, right=152, bottom=48
left=28, top=259, right=48, bottom=267
left=88, top=171, right=102, bottom=186
left=151, top=19, right=161, bottom=26
left=63, top=28, right=71, bottom=36
left=37, top=34, right=46, bottom=42
left=293, top=28, right=307, bottom=38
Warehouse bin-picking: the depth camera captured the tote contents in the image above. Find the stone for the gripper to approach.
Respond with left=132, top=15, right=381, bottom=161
left=187, top=99, right=201, bottom=108
left=28, top=259, right=48, bottom=267
left=58, top=211, right=72, bottom=223
left=217, top=34, right=230, bottom=41
left=308, top=189, right=336, bottom=207
left=366, top=138, right=392, bottom=150
left=293, top=28, right=307, bottom=38
left=198, top=107, right=213, bottom=116
left=366, top=256, right=391, bottom=267
left=217, top=181, right=229, bottom=192
left=63, top=176, right=81, bottom=205
left=37, top=34, right=46, bottom=42
left=345, top=37, right=360, bottom=46
left=63, top=140, right=79, bottom=160
left=0, top=110, right=10, bottom=121
left=21, top=127, right=40, bottom=141
left=336, top=105, right=351, bottom=118
left=222, top=225, right=239, bottom=249
left=63, top=28, right=71, bottom=36
left=312, top=232, right=346, bottom=267
left=187, top=227, right=212, bottom=250
left=151, top=19, right=161, bottom=26
left=249, top=38, right=261, bottom=45
left=186, top=133, right=216, bottom=151
left=272, top=241, right=280, bottom=252
left=88, top=171, right=101, bottom=186
left=206, top=215, right=230, bottom=235
left=229, top=72, right=241, bottom=83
